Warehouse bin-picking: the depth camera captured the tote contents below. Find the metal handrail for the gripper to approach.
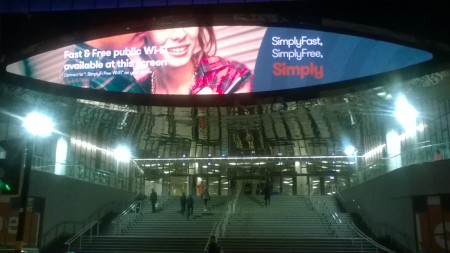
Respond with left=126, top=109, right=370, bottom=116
left=336, top=192, right=415, bottom=251
left=30, top=158, right=139, bottom=193
left=317, top=195, right=396, bottom=253
left=111, top=200, right=142, bottom=235
left=311, top=198, right=339, bottom=235
left=203, top=221, right=220, bottom=253
left=41, top=200, right=121, bottom=248
left=64, top=220, right=99, bottom=252
left=354, top=141, right=450, bottom=188
left=223, top=179, right=244, bottom=234
left=111, top=200, right=141, bottom=223
left=350, top=222, right=396, bottom=253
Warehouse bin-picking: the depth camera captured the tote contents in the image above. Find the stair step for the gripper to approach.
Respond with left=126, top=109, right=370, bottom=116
left=71, top=195, right=386, bottom=252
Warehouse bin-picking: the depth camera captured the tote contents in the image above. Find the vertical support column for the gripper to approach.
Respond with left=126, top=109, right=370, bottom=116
left=292, top=176, right=297, bottom=195
left=319, top=176, right=325, bottom=195
left=188, top=167, right=195, bottom=196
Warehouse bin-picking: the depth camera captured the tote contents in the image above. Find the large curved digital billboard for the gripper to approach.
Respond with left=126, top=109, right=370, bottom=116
left=6, top=26, right=433, bottom=95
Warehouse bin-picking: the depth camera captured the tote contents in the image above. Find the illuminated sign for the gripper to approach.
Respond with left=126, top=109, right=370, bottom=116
left=6, top=26, right=432, bottom=95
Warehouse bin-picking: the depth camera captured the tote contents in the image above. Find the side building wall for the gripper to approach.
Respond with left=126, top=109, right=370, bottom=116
left=339, top=159, right=450, bottom=252
left=29, top=170, right=135, bottom=247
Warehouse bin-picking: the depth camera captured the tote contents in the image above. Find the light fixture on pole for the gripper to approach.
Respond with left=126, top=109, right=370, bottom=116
left=15, top=112, right=54, bottom=253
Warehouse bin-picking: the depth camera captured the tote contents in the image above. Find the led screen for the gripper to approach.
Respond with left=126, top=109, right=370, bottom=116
left=6, top=26, right=433, bottom=95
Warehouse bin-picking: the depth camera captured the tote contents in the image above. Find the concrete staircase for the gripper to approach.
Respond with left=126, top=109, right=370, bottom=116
left=218, top=195, right=387, bottom=253
left=222, top=195, right=332, bottom=239
left=70, top=195, right=229, bottom=252
left=66, top=194, right=393, bottom=253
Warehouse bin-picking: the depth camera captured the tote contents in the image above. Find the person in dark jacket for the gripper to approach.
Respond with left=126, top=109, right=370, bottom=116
left=186, top=194, right=194, bottom=220
left=207, top=235, right=221, bottom=253
left=263, top=185, right=271, bottom=207
left=150, top=188, right=157, bottom=213
left=180, top=192, right=187, bottom=215
left=202, top=187, right=211, bottom=211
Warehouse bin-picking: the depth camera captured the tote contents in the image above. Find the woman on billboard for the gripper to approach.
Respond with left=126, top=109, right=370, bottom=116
left=145, top=26, right=253, bottom=95
left=61, top=27, right=253, bottom=95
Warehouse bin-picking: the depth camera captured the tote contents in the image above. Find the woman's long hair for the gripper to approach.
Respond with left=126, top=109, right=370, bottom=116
left=195, top=27, right=217, bottom=65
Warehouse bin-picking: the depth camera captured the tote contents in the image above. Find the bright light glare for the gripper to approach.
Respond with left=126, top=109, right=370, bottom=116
left=395, top=96, right=417, bottom=131
left=114, top=145, right=132, bottom=162
left=23, top=112, right=54, bottom=136
left=344, top=145, right=356, bottom=156
left=416, top=123, right=426, bottom=131
left=55, top=137, right=68, bottom=175
left=386, top=130, right=401, bottom=156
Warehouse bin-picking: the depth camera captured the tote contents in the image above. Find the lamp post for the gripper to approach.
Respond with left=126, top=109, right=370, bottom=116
left=15, top=112, right=54, bottom=253
left=15, top=138, right=34, bottom=253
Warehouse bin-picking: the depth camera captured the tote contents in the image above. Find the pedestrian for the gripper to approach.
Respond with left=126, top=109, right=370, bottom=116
left=434, top=150, right=443, bottom=161
left=230, top=179, right=236, bottom=195
left=186, top=194, right=194, bottom=220
left=263, top=184, right=271, bottom=207
left=197, top=181, right=204, bottom=197
left=180, top=192, right=187, bottom=215
left=207, top=235, right=221, bottom=253
left=150, top=188, right=157, bottom=213
left=203, top=186, right=211, bottom=211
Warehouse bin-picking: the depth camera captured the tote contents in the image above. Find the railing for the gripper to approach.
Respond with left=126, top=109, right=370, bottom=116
left=309, top=197, right=339, bottom=235
left=112, top=200, right=143, bottom=235
left=64, top=220, right=99, bottom=253
left=336, top=193, right=415, bottom=252
left=219, top=184, right=241, bottom=237
left=40, top=220, right=86, bottom=250
left=348, top=142, right=449, bottom=189
left=350, top=223, right=396, bottom=253
left=31, top=156, right=141, bottom=194
left=310, top=195, right=396, bottom=253
left=203, top=222, right=220, bottom=253
left=41, top=200, right=122, bottom=248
